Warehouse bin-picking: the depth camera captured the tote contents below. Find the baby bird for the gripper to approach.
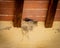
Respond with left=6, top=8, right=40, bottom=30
left=22, top=18, right=37, bottom=32
left=21, top=18, right=37, bottom=40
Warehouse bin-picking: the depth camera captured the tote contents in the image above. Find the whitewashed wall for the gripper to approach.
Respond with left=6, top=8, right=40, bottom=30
left=0, top=21, right=60, bottom=48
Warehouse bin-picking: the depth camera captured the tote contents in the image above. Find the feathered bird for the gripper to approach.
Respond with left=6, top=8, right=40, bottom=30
left=21, top=18, right=37, bottom=40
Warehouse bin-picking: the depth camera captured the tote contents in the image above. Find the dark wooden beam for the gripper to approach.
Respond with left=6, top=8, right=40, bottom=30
left=45, top=0, right=59, bottom=28
left=13, top=0, right=24, bottom=27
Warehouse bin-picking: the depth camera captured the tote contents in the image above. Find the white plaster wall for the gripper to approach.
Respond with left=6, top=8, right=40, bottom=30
left=0, top=21, right=60, bottom=48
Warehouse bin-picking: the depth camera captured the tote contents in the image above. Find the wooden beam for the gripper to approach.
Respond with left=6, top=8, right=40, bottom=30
left=45, top=0, right=59, bottom=28
left=13, top=0, right=24, bottom=27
